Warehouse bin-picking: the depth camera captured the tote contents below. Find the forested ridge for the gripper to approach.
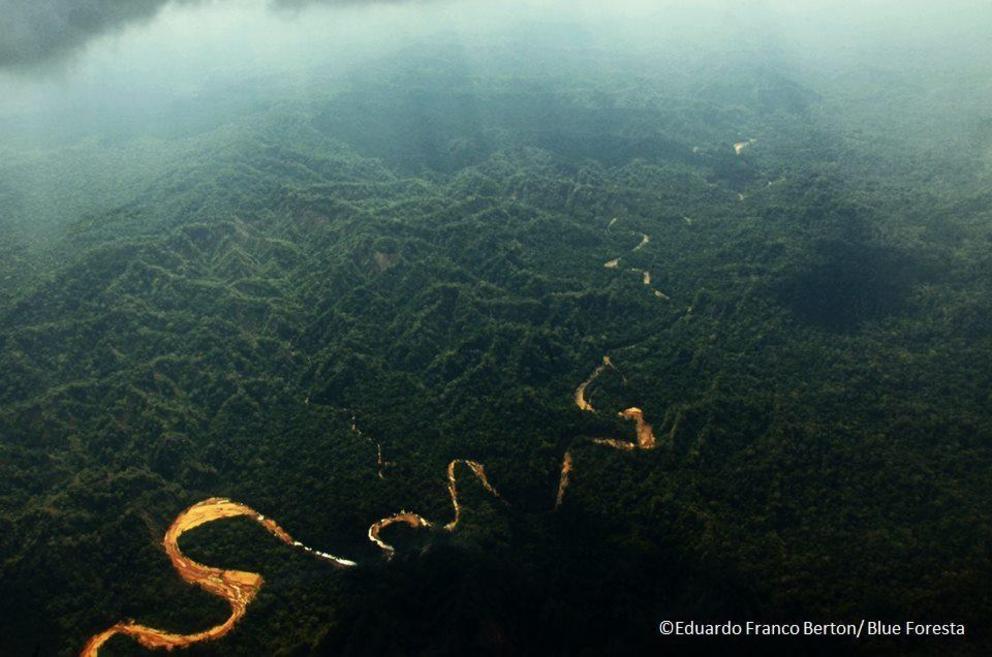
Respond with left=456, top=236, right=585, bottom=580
left=1, top=38, right=991, bottom=657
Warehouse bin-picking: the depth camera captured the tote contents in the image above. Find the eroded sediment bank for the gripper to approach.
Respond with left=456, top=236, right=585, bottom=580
left=367, top=459, right=503, bottom=555
left=81, top=499, right=355, bottom=657
left=84, top=358, right=663, bottom=654
left=555, top=358, right=660, bottom=509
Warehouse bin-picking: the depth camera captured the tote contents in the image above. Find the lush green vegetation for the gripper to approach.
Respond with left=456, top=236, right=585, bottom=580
left=1, top=29, right=991, bottom=657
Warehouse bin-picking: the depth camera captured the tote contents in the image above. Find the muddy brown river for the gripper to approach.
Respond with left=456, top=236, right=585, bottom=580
left=81, top=216, right=671, bottom=657
left=80, top=499, right=355, bottom=657
left=555, top=357, right=660, bottom=509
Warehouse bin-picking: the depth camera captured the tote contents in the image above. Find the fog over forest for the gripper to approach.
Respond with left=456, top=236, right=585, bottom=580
left=1, top=2, right=991, bottom=656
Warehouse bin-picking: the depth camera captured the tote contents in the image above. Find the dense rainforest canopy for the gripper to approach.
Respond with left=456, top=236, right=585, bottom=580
left=0, top=2, right=990, bottom=656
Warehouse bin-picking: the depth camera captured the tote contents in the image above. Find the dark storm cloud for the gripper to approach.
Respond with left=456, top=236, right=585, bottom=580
left=0, top=0, right=186, bottom=69
left=0, top=0, right=422, bottom=70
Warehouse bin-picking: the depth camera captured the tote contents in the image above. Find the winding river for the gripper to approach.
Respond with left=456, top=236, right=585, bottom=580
left=80, top=215, right=670, bottom=655
left=81, top=460, right=508, bottom=654
left=600, top=222, right=669, bottom=300
left=555, top=358, right=659, bottom=509
left=367, top=459, right=503, bottom=556
left=80, top=499, right=355, bottom=657
left=574, top=355, right=616, bottom=412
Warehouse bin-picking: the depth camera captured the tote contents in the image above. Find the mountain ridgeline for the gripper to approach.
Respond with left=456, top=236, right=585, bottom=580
left=1, top=27, right=991, bottom=657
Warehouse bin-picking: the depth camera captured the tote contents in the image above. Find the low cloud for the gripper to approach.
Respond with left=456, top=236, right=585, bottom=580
left=0, top=0, right=183, bottom=69
left=0, top=0, right=422, bottom=70
left=272, top=0, right=423, bottom=5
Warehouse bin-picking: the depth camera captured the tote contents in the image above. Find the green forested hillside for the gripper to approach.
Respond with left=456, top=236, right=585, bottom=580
left=1, top=36, right=991, bottom=657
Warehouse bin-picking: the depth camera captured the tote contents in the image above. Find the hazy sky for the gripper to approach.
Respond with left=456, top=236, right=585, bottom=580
left=0, top=1, right=989, bottom=128
left=3, top=0, right=989, bottom=74
left=0, top=0, right=988, bottom=246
